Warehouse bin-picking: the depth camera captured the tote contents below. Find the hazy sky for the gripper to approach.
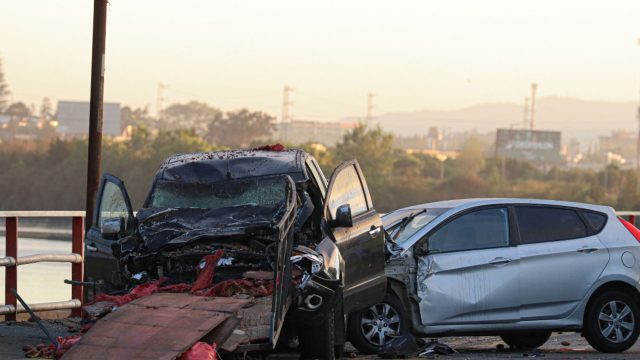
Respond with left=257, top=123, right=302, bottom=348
left=1, top=0, right=639, bottom=121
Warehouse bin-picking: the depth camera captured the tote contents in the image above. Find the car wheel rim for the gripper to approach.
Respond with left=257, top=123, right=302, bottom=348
left=360, top=302, right=401, bottom=346
left=598, top=300, right=635, bottom=344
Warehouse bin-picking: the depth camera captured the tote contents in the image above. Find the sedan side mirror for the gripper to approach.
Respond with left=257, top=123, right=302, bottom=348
left=330, top=204, right=353, bottom=228
left=102, top=217, right=124, bottom=240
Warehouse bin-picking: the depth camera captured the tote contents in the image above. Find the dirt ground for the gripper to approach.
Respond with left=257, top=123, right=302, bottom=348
left=2, top=320, right=640, bottom=359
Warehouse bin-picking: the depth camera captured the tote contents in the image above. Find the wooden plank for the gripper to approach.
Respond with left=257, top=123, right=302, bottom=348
left=62, top=293, right=249, bottom=359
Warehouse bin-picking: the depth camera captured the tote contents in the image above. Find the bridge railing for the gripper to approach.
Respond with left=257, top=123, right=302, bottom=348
left=1, top=209, right=640, bottom=322
left=0, top=211, right=85, bottom=321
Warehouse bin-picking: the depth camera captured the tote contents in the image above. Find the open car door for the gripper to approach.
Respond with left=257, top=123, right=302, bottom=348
left=324, top=160, right=386, bottom=313
left=84, top=173, right=135, bottom=296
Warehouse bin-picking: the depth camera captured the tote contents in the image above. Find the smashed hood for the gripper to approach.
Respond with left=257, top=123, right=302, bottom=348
left=135, top=204, right=286, bottom=252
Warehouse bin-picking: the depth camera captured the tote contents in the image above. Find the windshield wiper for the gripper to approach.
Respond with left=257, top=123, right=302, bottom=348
left=392, top=209, right=427, bottom=242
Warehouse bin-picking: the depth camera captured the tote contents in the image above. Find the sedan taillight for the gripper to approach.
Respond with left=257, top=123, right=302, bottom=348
left=618, top=217, right=640, bottom=243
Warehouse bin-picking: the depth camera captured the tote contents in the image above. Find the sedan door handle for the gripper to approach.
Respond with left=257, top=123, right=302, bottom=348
left=86, top=244, right=98, bottom=252
left=369, top=227, right=382, bottom=238
left=488, top=257, right=512, bottom=266
left=577, top=246, right=599, bottom=254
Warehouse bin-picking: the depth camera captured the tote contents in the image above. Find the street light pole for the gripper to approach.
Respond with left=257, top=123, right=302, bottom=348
left=85, top=0, right=108, bottom=229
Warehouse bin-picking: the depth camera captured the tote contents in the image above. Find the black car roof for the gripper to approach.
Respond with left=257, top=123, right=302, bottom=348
left=155, top=149, right=310, bottom=183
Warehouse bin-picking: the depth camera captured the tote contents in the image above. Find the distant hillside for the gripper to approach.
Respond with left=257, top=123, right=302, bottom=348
left=370, top=96, right=638, bottom=143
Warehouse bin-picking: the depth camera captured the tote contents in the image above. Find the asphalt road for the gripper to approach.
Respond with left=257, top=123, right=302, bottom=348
left=2, top=320, right=639, bottom=359
left=358, top=332, right=640, bottom=360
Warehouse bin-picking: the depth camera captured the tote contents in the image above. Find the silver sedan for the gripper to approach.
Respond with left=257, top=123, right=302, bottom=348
left=347, top=198, right=640, bottom=355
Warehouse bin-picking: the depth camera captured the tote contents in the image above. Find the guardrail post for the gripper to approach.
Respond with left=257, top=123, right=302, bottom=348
left=71, top=216, right=84, bottom=317
left=5, top=217, right=17, bottom=321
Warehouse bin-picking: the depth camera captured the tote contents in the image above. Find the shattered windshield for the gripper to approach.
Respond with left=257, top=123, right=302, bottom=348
left=384, top=208, right=449, bottom=245
left=148, top=176, right=287, bottom=210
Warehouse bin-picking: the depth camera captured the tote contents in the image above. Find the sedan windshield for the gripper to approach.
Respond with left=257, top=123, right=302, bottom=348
left=384, top=208, right=449, bottom=245
left=147, top=176, right=287, bottom=210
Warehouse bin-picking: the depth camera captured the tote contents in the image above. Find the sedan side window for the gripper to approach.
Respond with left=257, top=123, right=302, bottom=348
left=515, top=206, right=587, bottom=244
left=428, top=208, right=509, bottom=253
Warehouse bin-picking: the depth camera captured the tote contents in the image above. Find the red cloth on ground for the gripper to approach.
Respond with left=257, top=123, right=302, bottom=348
left=159, top=283, right=192, bottom=293
left=195, top=278, right=273, bottom=297
left=178, top=342, right=217, bottom=360
left=191, top=250, right=224, bottom=293
left=90, top=278, right=168, bottom=306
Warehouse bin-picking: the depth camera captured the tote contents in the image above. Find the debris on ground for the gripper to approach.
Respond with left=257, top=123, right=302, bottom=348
left=21, top=251, right=274, bottom=359
left=379, top=335, right=456, bottom=359
left=522, top=349, right=545, bottom=358
left=418, top=340, right=457, bottom=358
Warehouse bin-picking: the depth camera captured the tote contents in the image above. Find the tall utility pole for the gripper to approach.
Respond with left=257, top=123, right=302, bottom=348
left=529, top=83, right=537, bottom=130
left=523, top=97, right=529, bottom=128
left=281, top=85, right=294, bottom=123
left=636, top=38, right=640, bottom=181
left=366, top=92, right=376, bottom=122
left=156, top=82, right=166, bottom=120
left=85, top=0, right=108, bottom=229
left=636, top=90, right=640, bottom=180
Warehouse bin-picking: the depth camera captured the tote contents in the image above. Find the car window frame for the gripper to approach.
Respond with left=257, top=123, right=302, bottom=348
left=419, top=205, right=515, bottom=255
left=511, top=204, right=592, bottom=246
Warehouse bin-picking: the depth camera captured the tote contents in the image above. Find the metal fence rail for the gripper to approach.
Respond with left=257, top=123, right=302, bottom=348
left=1, top=211, right=85, bottom=321
left=0, top=209, right=639, bottom=322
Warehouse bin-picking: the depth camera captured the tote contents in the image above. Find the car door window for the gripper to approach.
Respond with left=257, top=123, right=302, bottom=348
left=428, top=208, right=509, bottom=253
left=327, top=165, right=368, bottom=218
left=98, top=181, right=131, bottom=230
left=515, top=206, right=587, bottom=244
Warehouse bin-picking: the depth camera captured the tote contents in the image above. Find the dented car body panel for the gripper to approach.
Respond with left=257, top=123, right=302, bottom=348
left=384, top=198, right=640, bottom=337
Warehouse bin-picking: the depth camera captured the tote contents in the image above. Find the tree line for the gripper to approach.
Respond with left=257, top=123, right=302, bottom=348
left=1, top=124, right=639, bottom=213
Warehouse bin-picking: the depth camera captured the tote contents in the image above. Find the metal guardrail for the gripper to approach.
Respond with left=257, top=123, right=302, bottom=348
left=0, top=211, right=85, bottom=320
left=0, top=209, right=639, bottom=322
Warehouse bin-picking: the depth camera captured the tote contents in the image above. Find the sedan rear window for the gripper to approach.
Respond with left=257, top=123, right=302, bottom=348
left=516, top=206, right=587, bottom=244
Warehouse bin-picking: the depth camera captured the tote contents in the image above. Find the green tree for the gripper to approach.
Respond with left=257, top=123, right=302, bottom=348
left=334, top=123, right=395, bottom=179
left=6, top=102, right=30, bottom=117
left=162, top=101, right=222, bottom=136
left=121, top=105, right=156, bottom=129
left=208, top=109, right=275, bottom=147
left=0, top=56, right=10, bottom=113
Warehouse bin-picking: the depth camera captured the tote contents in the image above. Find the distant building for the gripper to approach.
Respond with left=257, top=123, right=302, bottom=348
left=597, top=130, right=636, bottom=164
left=495, top=128, right=563, bottom=164
left=274, top=120, right=355, bottom=146
left=55, top=101, right=121, bottom=136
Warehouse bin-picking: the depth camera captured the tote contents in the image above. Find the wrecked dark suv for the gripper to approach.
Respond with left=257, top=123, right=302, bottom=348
left=84, top=149, right=387, bottom=358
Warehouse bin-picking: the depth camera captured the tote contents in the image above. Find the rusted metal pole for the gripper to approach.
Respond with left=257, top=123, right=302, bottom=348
left=630, top=215, right=636, bottom=226
left=85, top=0, right=108, bottom=230
left=71, top=216, right=85, bottom=317
left=4, top=217, right=17, bottom=321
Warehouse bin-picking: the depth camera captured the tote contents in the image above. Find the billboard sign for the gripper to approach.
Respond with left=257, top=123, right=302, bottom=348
left=495, top=128, right=562, bottom=163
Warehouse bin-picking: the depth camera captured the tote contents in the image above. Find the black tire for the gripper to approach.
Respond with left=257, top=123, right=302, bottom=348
left=299, top=307, right=336, bottom=360
left=347, top=292, right=409, bottom=354
left=584, top=290, right=640, bottom=353
left=500, top=332, right=551, bottom=350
